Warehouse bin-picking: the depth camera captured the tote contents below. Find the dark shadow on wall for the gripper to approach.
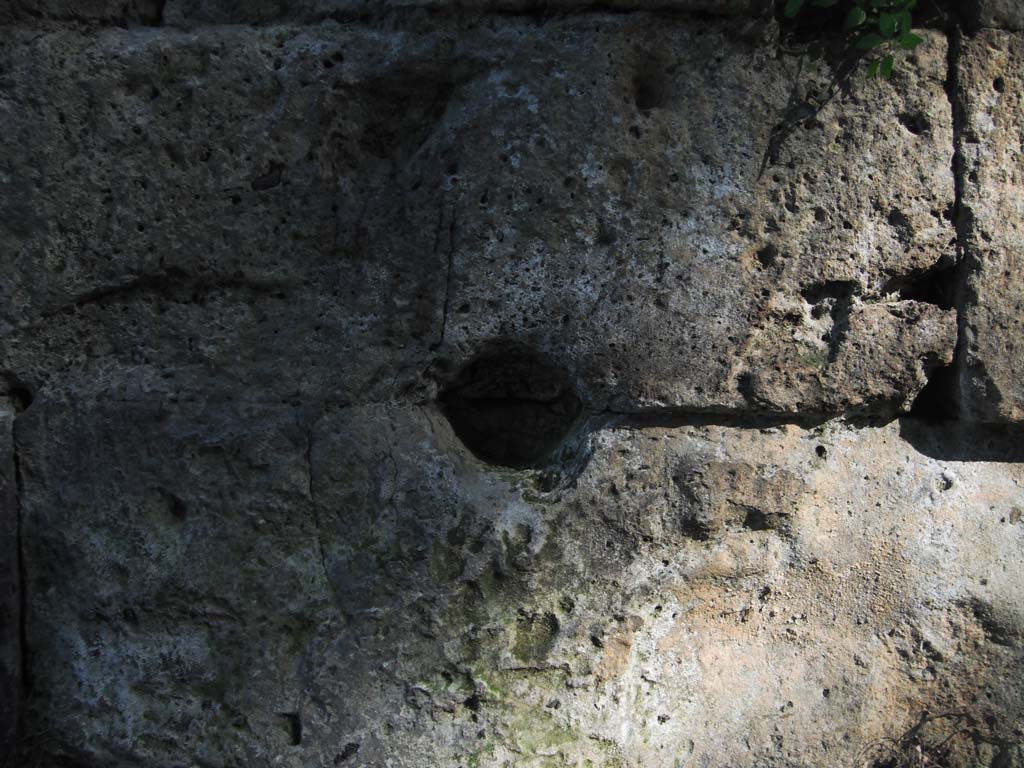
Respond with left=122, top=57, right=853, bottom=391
left=899, top=418, right=1024, bottom=463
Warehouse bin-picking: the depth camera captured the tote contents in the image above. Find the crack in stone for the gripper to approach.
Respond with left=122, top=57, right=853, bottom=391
left=11, top=411, right=28, bottom=760
left=599, top=406, right=835, bottom=431
left=944, top=24, right=970, bottom=411
left=64, top=269, right=292, bottom=311
left=2, top=269, right=295, bottom=339
left=235, top=4, right=769, bottom=29
left=305, top=423, right=343, bottom=617
left=431, top=206, right=457, bottom=352
left=0, top=403, right=17, bottom=763
left=1, top=3, right=770, bottom=33
left=906, top=21, right=972, bottom=424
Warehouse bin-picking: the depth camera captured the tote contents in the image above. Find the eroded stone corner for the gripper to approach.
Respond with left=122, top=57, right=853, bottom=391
left=952, top=25, right=1024, bottom=423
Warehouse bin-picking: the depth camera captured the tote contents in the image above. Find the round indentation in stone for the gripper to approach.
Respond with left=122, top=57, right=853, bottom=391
left=440, top=344, right=582, bottom=468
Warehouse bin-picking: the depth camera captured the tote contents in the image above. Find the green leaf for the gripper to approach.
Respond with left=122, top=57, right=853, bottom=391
left=899, top=9, right=912, bottom=32
left=784, top=0, right=806, bottom=17
left=857, top=33, right=884, bottom=50
left=880, top=54, right=895, bottom=79
left=867, top=58, right=880, bottom=78
left=899, top=31, right=924, bottom=49
left=879, top=12, right=898, bottom=37
left=845, top=6, right=867, bottom=29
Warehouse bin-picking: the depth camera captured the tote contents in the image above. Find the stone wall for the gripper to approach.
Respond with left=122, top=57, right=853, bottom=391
left=1, top=1, right=1023, bottom=766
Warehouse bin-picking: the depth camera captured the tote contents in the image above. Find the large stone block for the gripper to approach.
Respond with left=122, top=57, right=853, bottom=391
left=16, top=396, right=1024, bottom=766
left=0, top=23, right=454, bottom=407
left=956, top=30, right=1024, bottom=422
left=0, top=19, right=956, bottom=421
left=426, top=22, right=956, bottom=417
left=16, top=398, right=326, bottom=765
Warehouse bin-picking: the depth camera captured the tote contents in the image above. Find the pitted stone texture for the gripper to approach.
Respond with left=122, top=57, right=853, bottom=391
left=16, top=399, right=326, bottom=767
left=0, top=24, right=456, bottom=408
left=0, top=0, right=164, bottom=25
left=740, top=300, right=956, bottom=416
left=0, top=0, right=770, bottom=28
left=970, top=0, right=1024, bottom=32
left=162, top=0, right=771, bottom=26
left=0, top=20, right=955, bottom=420
left=433, top=23, right=956, bottom=416
left=956, top=30, right=1024, bottom=422
left=0, top=408, right=17, bottom=765
left=17, top=399, right=1024, bottom=767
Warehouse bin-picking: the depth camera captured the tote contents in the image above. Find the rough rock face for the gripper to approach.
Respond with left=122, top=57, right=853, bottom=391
left=14, top=402, right=1024, bottom=767
left=0, top=409, right=17, bottom=761
left=0, top=0, right=771, bottom=27
left=0, top=16, right=955, bottom=419
left=956, top=29, right=1024, bottom=423
left=970, top=0, right=1024, bottom=32
left=1, top=3, right=1023, bottom=768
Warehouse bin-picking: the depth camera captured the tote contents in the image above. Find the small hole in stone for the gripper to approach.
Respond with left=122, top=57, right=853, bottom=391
left=898, top=112, right=931, bottom=136
left=440, top=344, right=581, bottom=469
left=633, top=60, right=670, bottom=111
left=597, top=219, right=618, bottom=245
left=756, top=244, right=779, bottom=268
left=279, top=713, right=301, bottom=746
left=335, top=743, right=360, bottom=763
left=993, top=76, right=1006, bottom=93
left=908, top=363, right=959, bottom=422
left=742, top=509, right=770, bottom=531
left=7, top=386, right=33, bottom=413
left=815, top=445, right=827, bottom=459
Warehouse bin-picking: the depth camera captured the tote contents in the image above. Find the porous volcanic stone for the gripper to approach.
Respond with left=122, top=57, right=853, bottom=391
left=956, top=29, right=1024, bottom=422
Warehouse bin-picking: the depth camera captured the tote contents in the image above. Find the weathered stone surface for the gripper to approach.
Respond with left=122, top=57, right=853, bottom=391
left=956, top=30, right=1024, bottom=422
left=0, top=0, right=771, bottom=28
left=0, top=405, right=18, bottom=765
left=0, top=20, right=956, bottom=421
left=739, top=300, right=956, bottom=416
left=434, top=23, right=956, bottom=417
left=0, top=0, right=164, bottom=25
left=969, top=0, right=1024, bottom=32
left=16, top=399, right=1024, bottom=766
left=17, top=397, right=324, bottom=766
left=162, top=0, right=771, bottom=27
left=2, top=8, right=1023, bottom=768
left=0, top=23, right=453, bottom=409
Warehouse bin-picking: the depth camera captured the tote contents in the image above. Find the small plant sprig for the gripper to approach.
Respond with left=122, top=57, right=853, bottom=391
left=762, top=0, right=930, bottom=173
left=782, top=0, right=925, bottom=79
